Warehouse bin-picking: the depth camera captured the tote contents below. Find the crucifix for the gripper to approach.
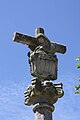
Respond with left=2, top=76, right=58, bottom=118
left=13, top=28, right=66, bottom=120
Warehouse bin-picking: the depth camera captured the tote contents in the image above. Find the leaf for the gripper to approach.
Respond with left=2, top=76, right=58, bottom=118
left=75, top=91, right=80, bottom=94
left=77, top=63, right=80, bottom=69
left=75, top=57, right=80, bottom=94
left=78, top=76, right=80, bottom=81
left=75, top=84, right=80, bottom=90
left=75, top=85, right=80, bottom=94
left=76, top=57, right=80, bottom=61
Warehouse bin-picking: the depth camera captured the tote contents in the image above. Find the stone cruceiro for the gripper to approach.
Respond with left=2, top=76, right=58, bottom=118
left=13, top=28, right=66, bottom=120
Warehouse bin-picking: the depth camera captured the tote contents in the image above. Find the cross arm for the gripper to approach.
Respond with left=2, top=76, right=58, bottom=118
left=13, top=32, right=66, bottom=54
left=51, top=42, right=66, bottom=54
left=13, top=32, right=37, bottom=47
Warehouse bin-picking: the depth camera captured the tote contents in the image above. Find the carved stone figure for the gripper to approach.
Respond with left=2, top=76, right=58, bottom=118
left=13, top=28, right=66, bottom=81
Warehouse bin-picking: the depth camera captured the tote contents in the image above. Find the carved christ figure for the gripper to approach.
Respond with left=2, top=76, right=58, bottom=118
left=13, top=28, right=66, bottom=81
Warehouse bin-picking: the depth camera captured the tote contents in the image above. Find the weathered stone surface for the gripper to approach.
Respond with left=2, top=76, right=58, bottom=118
left=29, top=48, right=58, bottom=80
left=13, top=28, right=66, bottom=54
left=13, top=28, right=66, bottom=120
left=34, top=106, right=53, bottom=120
left=24, top=79, right=64, bottom=106
left=13, top=28, right=66, bottom=81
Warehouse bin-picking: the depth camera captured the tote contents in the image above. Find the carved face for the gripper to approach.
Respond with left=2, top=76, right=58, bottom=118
left=38, top=36, right=45, bottom=44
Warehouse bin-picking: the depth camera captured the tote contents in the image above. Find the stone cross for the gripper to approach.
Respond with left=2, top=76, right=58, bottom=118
left=13, top=28, right=66, bottom=120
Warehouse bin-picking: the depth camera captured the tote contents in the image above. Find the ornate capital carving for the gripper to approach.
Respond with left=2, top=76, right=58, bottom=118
left=24, top=79, right=64, bottom=106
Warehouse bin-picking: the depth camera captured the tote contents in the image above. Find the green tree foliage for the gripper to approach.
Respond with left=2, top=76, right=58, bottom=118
left=75, top=57, right=80, bottom=94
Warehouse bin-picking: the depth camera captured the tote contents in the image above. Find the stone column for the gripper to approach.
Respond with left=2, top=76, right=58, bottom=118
left=33, top=103, right=54, bottom=120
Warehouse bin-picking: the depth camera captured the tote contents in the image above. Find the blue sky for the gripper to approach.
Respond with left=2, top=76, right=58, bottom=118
left=0, top=0, right=80, bottom=120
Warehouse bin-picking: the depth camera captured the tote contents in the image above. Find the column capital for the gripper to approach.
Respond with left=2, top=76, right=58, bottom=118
left=24, top=79, right=64, bottom=106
